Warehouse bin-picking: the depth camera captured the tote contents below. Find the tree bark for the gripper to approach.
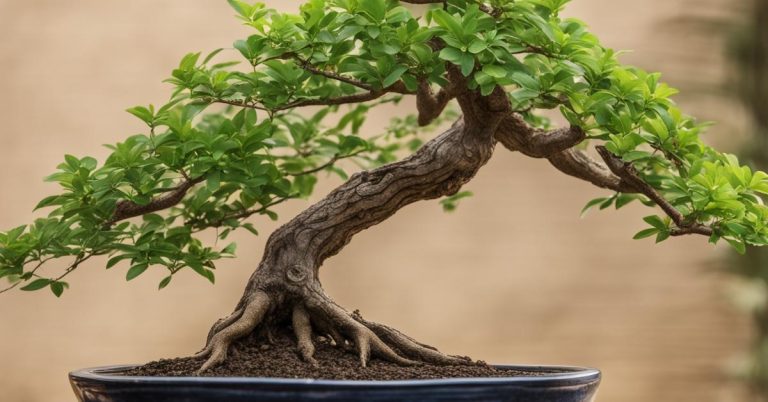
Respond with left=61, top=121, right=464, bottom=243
left=196, top=95, right=506, bottom=371
left=248, top=117, right=495, bottom=293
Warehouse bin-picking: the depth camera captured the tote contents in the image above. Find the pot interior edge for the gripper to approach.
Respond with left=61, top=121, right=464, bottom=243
left=70, top=364, right=601, bottom=386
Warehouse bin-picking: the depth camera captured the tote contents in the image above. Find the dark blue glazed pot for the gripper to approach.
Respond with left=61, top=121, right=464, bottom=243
left=70, top=364, right=600, bottom=402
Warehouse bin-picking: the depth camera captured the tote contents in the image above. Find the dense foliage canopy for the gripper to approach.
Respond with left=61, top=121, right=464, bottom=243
left=2, top=0, right=767, bottom=297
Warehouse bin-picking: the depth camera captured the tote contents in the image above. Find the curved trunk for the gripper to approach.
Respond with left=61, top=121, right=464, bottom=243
left=197, top=79, right=512, bottom=372
left=243, top=117, right=497, bottom=303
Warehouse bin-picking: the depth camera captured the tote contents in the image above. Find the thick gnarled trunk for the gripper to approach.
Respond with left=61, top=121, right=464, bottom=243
left=251, top=118, right=496, bottom=297
left=196, top=111, right=504, bottom=372
left=194, top=67, right=634, bottom=372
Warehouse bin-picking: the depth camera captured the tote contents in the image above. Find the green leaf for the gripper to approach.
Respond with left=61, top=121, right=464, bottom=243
left=50, top=282, right=65, bottom=297
left=126, top=263, right=149, bottom=281
left=106, top=255, right=132, bottom=269
left=207, top=171, right=221, bottom=192
left=468, top=40, right=487, bottom=54
left=510, top=72, right=540, bottom=91
left=178, top=52, right=200, bottom=71
left=34, top=195, right=62, bottom=211
left=241, top=223, right=259, bottom=236
left=126, top=106, right=154, bottom=126
left=222, top=242, right=237, bottom=255
left=615, top=194, right=636, bottom=209
left=382, top=66, right=408, bottom=88
left=642, top=215, right=667, bottom=230
left=201, top=269, right=216, bottom=284
left=524, top=13, right=557, bottom=42
left=726, top=238, right=746, bottom=255
left=723, top=222, right=750, bottom=236
left=202, top=48, right=225, bottom=65
left=439, top=191, right=473, bottom=212
left=482, top=64, right=507, bottom=79
left=633, top=228, right=659, bottom=240
left=64, top=154, right=80, bottom=170
left=458, top=53, right=475, bottom=77
left=20, top=279, right=51, bottom=291
left=509, top=88, right=540, bottom=104
left=431, top=9, right=464, bottom=41
left=438, top=47, right=464, bottom=63
left=580, top=197, right=608, bottom=217
left=227, top=0, right=252, bottom=18
left=158, top=276, right=172, bottom=290
left=358, top=0, right=386, bottom=22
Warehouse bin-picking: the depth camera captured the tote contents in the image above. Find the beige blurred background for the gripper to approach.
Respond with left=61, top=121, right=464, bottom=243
left=0, top=1, right=755, bottom=401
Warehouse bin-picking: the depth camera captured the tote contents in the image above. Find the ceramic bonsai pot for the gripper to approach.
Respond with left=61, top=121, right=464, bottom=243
left=69, top=364, right=600, bottom=402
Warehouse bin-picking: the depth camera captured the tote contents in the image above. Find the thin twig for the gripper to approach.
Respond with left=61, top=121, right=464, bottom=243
left=289, top=150, right=367, bottom=177
left=0, top=252, right=97, bottom=295
left=0, top=256, right=55, bottom=294
left=189, top=196, right=296, bottom=230
left=105, top=176, right=205, bottom=227
left=595, top=146, right=713, bottom=237
left=215, top=98, right=270, bottom=112
left=298, top=62, right=373, bottom=91
left=52, top=253, right=96, bottom=283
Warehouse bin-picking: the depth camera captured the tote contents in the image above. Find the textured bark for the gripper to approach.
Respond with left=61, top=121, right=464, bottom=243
left=234, top=116, right=498, bottom=319
left=196, top=75, right=683, bottom=371
left=548, top=148, right=636, bottom=193
left=596, top=146, right=713, bottom=236
left=106, top=176, right=205, bottom=227
left=197, top=87, right=507, bottom=371
left=235, top=69, right=507, bottom=309
left=495, top=113, right=585, bottom=158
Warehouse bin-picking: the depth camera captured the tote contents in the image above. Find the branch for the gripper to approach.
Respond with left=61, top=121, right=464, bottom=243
left=0, top=256, right=54, bottom=295
left=105, top=176, right=205, bottom=227
left=214, top=82, right=414, bottom=113
left=51, top=253, right=96, bottom=283
left=291, top=156, right=340, bottom=176
left=188, top=196, right=296, bottom=230
left=494, top=114, right=637, bottom=192
left=548, top=149, right=637, bottom=193
left=215, top=98, right=270, bottom=112
left=416, top=80, right=454, bottom=126
left=298, top=62, right=372, bottom=92
left=495, top=114, right=586, bottom=158
left=275, top=91, right=392, bottom=111
left=0, top=253, right=96, bottom=295
left=251, top=50, right=374, bottom=92
left=288, top=150, right=366, bottom=177
left=595, top=146, right=713, bottom=237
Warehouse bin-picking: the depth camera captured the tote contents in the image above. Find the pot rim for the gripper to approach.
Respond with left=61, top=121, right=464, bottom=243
left=70, top=364, right=601, bottom=388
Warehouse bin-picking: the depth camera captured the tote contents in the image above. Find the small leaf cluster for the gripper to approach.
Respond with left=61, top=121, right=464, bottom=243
left=171, top=0, right=445, bottom=110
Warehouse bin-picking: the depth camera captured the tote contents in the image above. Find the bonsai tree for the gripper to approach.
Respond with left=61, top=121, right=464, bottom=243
left=2, top=0, right=768, bottom=375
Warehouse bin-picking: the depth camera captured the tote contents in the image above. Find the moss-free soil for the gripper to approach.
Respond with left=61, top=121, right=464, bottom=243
left=126, top=330, right=546, bottom=380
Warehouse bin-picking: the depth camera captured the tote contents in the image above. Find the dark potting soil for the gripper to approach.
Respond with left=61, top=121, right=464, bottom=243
left=125, top=330, right=548, bottom=381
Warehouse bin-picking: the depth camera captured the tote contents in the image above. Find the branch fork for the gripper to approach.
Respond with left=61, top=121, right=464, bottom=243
left=595, top=146, right=713, bottom=237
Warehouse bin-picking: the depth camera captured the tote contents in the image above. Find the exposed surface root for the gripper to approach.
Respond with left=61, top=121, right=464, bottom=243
left=127, top=328, right=515, bottom=380
left=195, top=287, right=471, bottom=374
left=304, top=294, right=419, bottom=367
left=195, top=290, right=271, bottom=374
left=292, top=304, right=317, bottom=366
left=205, top=307, right=244, bottom=344
left=355, top=313, right=473, bottom=365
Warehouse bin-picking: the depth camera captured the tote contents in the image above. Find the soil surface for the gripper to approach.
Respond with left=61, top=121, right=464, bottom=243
left=126, top=330, right=548, bottom=380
